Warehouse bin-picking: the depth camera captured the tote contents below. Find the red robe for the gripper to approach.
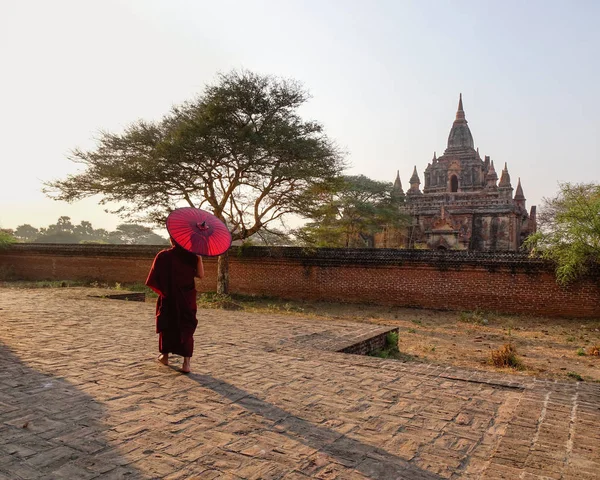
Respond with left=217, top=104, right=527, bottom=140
left=145, top=247, right=198, bottom=357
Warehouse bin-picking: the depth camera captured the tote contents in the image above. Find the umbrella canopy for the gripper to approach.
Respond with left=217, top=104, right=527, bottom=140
left=166, top=207, right=232, bottom=257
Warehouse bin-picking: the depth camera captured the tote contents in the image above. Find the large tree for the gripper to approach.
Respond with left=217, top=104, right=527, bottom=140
left=14, top=224, right=39, bottom=242
left=524, top=182, right=600, bottom=284
left=35, top=216, right=80, bottom=243
left=108, top=224, right=169, bottom=245
left=296, top=175, right=407, bottom=248
left=45, top=70, right=344, bottom=292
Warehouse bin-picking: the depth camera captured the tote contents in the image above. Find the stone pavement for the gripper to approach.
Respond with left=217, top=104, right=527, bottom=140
left=0, top=288, right=598, bottom=480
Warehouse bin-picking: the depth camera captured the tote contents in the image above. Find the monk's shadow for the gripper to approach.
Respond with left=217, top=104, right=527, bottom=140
left=187, top=372, right=445, bottom=480
left=0, top=342, right=142, bottom=479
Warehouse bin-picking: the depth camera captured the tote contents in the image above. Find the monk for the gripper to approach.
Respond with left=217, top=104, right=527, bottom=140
left=145, top=239, right=204, bottom=373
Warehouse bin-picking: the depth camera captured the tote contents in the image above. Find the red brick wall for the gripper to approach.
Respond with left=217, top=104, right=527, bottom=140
left=1, top=244, right=598, bottom=318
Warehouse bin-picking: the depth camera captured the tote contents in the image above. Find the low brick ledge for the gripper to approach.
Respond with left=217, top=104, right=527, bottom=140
left=287, top=326, right=399, bottom=355
left=336, top=327, right=399, bottom=355
left=89, top=292, right=146, bottom=302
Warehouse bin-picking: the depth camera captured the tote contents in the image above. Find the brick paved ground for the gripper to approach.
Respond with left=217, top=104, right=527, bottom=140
left=0, top=288, right=598, bottom=480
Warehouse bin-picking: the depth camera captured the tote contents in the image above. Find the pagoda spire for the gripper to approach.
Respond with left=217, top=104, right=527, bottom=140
left=447, top=93, right=474, bottom=149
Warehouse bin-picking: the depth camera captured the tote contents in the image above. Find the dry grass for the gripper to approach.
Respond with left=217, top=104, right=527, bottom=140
left=588, top=345, right=600, bottom=356
left=490, top=343, right=523, bottom=369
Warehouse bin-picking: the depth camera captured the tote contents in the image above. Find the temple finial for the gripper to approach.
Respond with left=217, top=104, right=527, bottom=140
left=455, top=93, right=465, bottom=121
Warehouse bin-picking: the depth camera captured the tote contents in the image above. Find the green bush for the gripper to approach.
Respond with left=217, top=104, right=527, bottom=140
left=0, top=231, right=16, bottom=249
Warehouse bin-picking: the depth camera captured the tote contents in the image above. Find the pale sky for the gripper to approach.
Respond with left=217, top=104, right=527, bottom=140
left=1, top=0, right=599, bottom=232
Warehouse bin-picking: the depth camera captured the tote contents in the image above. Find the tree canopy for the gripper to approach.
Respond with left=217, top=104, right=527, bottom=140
left=45, top=70, right=344, bottom=241
left=45, top=70, right=345, bottom=292
left=296, top=175, right=407, bottom=248
left=524, top=182, right=600, bottom=284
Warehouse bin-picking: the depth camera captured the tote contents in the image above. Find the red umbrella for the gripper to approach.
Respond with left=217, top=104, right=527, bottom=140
left=166, top=207, right=232, bottom=257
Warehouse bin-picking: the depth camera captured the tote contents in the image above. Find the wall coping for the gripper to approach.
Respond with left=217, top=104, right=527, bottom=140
left=0, top=243, right=561, bottom=272
left=1, top=243, right=164, bottom=258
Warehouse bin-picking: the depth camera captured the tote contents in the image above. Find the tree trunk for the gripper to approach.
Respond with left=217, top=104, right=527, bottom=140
left=216, top=251, right=229, bottom=294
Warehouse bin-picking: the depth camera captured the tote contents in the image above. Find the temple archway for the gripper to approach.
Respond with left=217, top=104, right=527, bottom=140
left=450, top=175, right=458, bottom=192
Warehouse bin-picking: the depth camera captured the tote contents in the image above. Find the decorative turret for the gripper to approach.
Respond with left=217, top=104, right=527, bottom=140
left=529, top=206, right=537, bottom=234
left=485, top=160, right=498, bottom=188
left=514, top=177, right=526, bottom=211
left=498, top=162, right=512, bottom=189
left=408, top=166, right=421, bottom=195
left=447, top=93, right=475, bottom=150
left=392, top=170, right=405, bottom=201
left=432, top=152, right=437, bottom=164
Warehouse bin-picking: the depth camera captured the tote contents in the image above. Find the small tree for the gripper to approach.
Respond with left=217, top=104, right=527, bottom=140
left=45, top=70, right=344, bottom=292
left=524, top=182, right=600, bottom=284
left=296, top=175, right=407, bottom=247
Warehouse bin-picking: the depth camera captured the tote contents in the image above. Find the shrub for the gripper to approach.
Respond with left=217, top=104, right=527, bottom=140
left=385, top=331, right=399, bottom=354
left=567, top=372, right=584, bottom=381
left=197, top=292, right=243, bottom=310
left=369, top=330, right=400, bottom=359
left=458, top=309, right=490, bottom=326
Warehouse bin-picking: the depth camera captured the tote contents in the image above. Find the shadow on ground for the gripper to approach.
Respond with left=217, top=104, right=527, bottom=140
left=187, top=372, right=444, bottom=480
left=0, top=342, right=142, bottom=479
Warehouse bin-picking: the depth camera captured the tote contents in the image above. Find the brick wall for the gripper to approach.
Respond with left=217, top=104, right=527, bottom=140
left=1, top=244, right=598, bottom=318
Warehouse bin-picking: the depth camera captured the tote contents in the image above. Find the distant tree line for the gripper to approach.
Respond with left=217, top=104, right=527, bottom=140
left=3, top=216, right=168, bottom=245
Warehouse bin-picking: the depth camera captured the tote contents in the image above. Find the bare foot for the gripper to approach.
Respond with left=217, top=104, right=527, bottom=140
left=157, top=354, right=169, bottom=366
left=180, top=357, right=191, bottom=374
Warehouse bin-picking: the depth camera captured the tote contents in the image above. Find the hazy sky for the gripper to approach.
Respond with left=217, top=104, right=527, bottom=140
left=1, top=0, right=599, bottom=231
